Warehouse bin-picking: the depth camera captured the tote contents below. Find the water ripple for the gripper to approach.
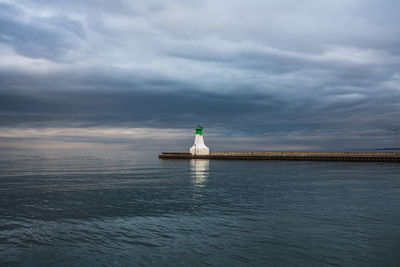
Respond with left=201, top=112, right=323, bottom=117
left=1, top=150, right=400, bottom=265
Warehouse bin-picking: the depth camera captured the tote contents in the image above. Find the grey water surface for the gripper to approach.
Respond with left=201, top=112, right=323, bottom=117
left=1, top=150, right=399, bottom=266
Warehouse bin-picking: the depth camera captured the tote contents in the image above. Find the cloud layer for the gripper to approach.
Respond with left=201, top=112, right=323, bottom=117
left=1, top=0, right=400, bottom=151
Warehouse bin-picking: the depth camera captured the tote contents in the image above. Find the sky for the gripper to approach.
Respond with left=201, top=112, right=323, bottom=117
left=0, top=0, right=400, bottom=152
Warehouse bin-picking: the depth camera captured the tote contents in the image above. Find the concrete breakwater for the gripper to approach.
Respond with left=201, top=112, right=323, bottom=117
left=159, top=152, right=400, bottom=162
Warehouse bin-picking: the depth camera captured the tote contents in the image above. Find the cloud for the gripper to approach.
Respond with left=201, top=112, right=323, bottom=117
left=0, top=0, right=399, bottom=151
left=0, top=2, right=84, bottom=61
left=0, top=44, right=69, bottom=73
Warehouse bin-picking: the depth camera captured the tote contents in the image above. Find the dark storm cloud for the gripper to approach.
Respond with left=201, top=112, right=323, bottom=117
left=0, top=70, right=398, bottom=135
left=0, top=0, right=400, bottom=150
left=0, top=77, right=281, bottom=130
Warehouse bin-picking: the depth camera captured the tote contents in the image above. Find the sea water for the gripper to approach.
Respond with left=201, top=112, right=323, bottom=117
left=1, top=150, right=399, bottom=266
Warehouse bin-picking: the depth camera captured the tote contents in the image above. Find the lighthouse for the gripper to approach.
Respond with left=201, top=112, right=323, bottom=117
left=190, top=125, right=210, bottom=155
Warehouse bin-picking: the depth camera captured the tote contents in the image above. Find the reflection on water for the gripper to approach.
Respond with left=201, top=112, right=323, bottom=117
left=190, top=159, right=209, bottom=188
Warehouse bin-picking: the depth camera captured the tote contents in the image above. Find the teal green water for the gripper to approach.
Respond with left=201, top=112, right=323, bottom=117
left=1, top=150, right=399, bottom=266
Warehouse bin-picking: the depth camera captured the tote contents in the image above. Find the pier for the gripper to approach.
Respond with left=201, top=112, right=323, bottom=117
left=159, top=152, right=400, bottom=162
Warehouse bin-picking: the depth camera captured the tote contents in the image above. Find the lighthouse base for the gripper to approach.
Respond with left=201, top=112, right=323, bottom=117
left=190, top=146, right=209, bottom=155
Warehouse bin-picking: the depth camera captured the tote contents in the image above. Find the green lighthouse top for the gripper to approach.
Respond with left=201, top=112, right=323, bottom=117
left=195, top=125, right=203, bottom=135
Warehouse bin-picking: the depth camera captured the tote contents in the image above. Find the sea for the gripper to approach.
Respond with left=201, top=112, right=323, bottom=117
left=0, top=149, right=399, bottom=266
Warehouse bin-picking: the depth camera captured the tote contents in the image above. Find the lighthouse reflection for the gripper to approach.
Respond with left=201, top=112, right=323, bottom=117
left=190, top=159, right=209, bottom=188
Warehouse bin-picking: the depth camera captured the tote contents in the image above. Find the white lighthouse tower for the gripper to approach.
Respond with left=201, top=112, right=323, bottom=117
left=190, top=125, right=209, bottom=155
